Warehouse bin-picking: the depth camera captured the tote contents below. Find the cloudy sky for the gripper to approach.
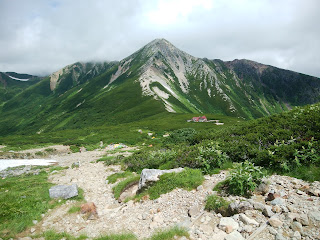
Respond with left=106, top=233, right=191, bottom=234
left=0, top=0, right=319, bottom=77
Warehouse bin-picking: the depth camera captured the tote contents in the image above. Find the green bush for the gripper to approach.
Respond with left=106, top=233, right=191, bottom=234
left=124, top=149, right=177, bottom=172
left=196, top=141, right=229, bottom=173
left=164, top=128, right=196, bottom=144
left=225, top=161, right=265, bottom=196
left=205, top=195, right=230, bottom=216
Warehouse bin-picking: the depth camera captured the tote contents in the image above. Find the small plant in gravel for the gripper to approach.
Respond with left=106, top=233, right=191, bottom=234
left=94, top=233, right=137, bottom=240
left=40, top=230, right=88, bottom=240
left=68, top=205, right=81, bottom=214
left=225, top=161, right=265, bottom=196
left=205, top=195, right=230, bottom=217
left=148, top=226, right=189, bottom=240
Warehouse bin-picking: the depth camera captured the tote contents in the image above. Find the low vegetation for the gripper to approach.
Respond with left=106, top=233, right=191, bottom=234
left=107, top=171, right=134, bottom=184
left=0, top=166, right=84, bottom=239
left=113, top=175, right=141, bottom=200
left=205, top=195, right=230, bottom=216
left=0, top=170, right=57, bottom=239
left=148, top=226, right=189, bottom=240
left=223, top=161, right=265, bottom=196
left=136, top=168, right=204, bottom=200
left=40, top=226, right=189, bottom=240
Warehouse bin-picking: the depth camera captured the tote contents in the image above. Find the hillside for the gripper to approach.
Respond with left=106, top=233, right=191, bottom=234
left=0, top=72, right=40, bottom=103
left=0, top=39, right=320, bottom=136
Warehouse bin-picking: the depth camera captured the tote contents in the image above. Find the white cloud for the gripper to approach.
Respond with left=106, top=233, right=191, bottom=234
left=0, top=0, right=319, bottom=77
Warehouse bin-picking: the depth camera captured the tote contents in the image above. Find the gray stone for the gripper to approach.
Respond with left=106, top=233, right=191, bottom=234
left=177, top=217, right=192, bottom=229
left=219, top=217, right=239, bottom=232
left=253, top=202, right=265, bottom=211
left=228, top=201, right=252, bottom=215
left=292, top=231, right=301, bottom=240
left=291, top=221, right=302, bottom=232
left=30, top=228, right=36, bottom=233
left=270, top=197, right=285, bottom=206
left=268, top=217, right=283, bottom=228
left=238, top=201, right=253, bottom=212
left=153, top=214, right=164, bottom=224
left=256, top=182, right=270, bottom=195
left=209, top=230, right=227, bottom=240
left=138, top=168, right=184, bottom=190
left=275, top=233, right=286, bottom=240
left=308, top=210, right=320, bottom=222
left=239, top=214, right=259, bottom=226
left=188, top=205, right=201, bottom=218
left=197, top=185, right=204, bottom=191
left=49, top=184, right=78, bottom=199
left=308, top=187, right=320, bottom=197
left=297, top=214, right=309, bottom=226
left=200, top=224, right=213, bottom=235
left=263, top=205, right=274, bottom=217
left=224, top=231, right=245, bottom=240
left=269, top=227, right=278, bottom=235
left=243, top=225, right=253, bottom=233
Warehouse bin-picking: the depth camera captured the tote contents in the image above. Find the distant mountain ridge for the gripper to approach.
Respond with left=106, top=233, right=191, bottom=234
left=0, top=38, right=319, bottom=135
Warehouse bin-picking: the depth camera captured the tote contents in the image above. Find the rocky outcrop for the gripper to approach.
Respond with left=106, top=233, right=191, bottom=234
left=49, top=184, right=78, bottom=199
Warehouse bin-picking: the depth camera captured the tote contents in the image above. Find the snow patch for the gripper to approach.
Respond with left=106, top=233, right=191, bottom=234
left=7, top=75, right=30, bottom=81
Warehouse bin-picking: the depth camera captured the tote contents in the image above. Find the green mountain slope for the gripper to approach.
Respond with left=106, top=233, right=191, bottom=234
left=0, top=72, right=41, bottom=103
left=0, top=39, right=320, bottom=136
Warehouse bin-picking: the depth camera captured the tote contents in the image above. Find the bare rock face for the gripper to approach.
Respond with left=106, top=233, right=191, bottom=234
left=49, top=184, right=78, bottom=199
left=138, top=168, right=184, bottom=190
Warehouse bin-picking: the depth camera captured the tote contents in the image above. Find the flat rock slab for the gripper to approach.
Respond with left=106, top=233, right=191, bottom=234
left=49, top=184, right=78, bottom=199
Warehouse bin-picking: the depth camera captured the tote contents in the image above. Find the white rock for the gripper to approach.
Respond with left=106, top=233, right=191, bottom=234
left=209, top=230, right=227, bottom=240
left=219, top=217, right=239, bottom=232
left=239, top=214, right=259, bottom=226
left=268, top=217, right=283, bottom=228
left=224, top=231, right=245, bottom=240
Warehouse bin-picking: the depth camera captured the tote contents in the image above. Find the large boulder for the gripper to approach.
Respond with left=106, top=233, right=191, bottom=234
left=49, top=184, right=78, bottom=199
left=138, top=168, right=184, bottom=190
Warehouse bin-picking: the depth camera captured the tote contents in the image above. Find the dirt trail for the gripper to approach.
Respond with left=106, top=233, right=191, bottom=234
left=28, top=147, right=225, bottom=239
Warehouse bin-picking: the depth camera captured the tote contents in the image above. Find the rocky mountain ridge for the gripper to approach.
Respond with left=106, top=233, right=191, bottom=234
left=1, top=38, right=320, bottom=135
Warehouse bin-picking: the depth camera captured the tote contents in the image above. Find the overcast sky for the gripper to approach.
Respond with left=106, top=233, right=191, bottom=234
left=0, top=0, right=319, bottom=77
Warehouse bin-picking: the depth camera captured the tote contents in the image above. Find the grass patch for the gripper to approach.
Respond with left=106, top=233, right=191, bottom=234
left=49, top=166, right=69, bottom=172
left=0, top=171, right=60, bottom=239
left=148, top=226, right=189, bottom=240
left=97, top=155, right=118, bottom=165
left=283, top=164, right=320, bottom=182
left=113, top=175, right=141, bottom=199
left=68, top=205, right=81, bottom=214
left=205, top=195, right=230, bottom=216
left=41, top=230, right=88, bottom=240
left=136, top=168, right=204, bottom=200
left=94, top=233, right=137, bottom=240
left=107, top=171, right=134, bottom=184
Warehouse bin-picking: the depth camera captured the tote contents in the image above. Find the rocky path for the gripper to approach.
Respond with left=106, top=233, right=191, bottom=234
left=18, top=147, right=320, bottom=240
